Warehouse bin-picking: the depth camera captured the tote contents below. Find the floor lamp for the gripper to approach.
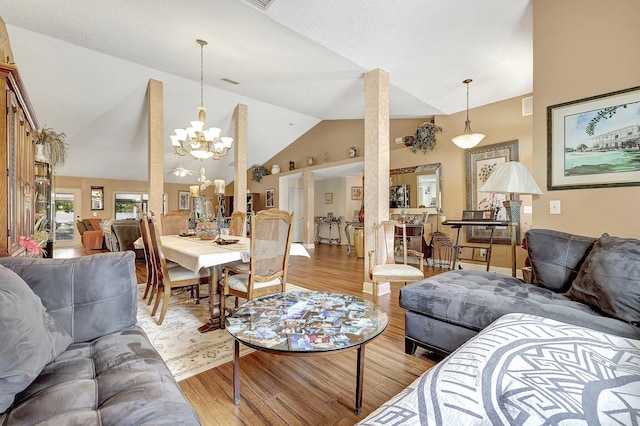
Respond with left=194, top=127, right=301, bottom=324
left=479, top=161, right=543, bottom=276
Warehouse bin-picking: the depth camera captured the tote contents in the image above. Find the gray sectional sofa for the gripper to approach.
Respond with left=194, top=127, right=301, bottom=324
left=0, top=251, right=200, bottom=425
left=358, top=229, right=640, bottom=424
left=402, top=228, right=640, bottom=355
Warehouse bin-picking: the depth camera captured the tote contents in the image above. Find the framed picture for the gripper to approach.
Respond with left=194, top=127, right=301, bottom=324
left=265, top=188, right=275, bottom=208
left=325, top=193, right=333, bottom=204
left=466, top=140, right=519, bottom=244
left=178, top=190, right=190, bottom=211
left=90, top=186, right=104, bottom=210
left=548, top=85, right=640, bottom=190
left=351, top=186, right=363, bottom=200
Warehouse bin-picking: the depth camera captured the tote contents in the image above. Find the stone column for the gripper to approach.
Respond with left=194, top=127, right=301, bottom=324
left=363, top=69, right=390, bottom=296
left=147, top=79, right=164, bottom=221
left=234, top=104, right=248, bottom=213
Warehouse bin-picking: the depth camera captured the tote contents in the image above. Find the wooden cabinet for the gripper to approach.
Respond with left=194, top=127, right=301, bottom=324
left=224, top=193, right=262, bottom=215
left=0, top=63, right=39, bottom=256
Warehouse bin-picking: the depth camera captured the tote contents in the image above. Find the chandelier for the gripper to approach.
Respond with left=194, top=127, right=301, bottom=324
left=451, top=79, right=485, bottom=149
left=170, top=39, right=233, bottom=160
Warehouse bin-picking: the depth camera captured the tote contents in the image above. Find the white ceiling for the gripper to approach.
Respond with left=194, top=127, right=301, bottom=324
left=0, top=0, right=532, bottom=183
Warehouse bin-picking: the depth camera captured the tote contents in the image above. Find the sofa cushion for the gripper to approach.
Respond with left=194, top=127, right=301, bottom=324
left=400, top=269, right=640, bottom=339
left=4, top=326, right=200, bottom=425
left=566, top=234, right=640, bottom=325
left=0, top=265, right=72, bottom=413
left=525, top=228, right=596, bottom=292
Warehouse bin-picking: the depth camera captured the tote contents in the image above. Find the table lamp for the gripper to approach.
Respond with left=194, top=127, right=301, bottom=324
left=213, top=179, right=225, bottom=242
left=478, top=161, right=543, bottom=225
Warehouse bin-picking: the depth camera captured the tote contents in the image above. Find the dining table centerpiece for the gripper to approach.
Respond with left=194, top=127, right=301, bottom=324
left=195, top=218, right=217, bottom=240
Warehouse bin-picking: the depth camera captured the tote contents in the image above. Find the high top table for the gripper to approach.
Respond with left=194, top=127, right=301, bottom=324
left=226, top=291, right=388, bottom=414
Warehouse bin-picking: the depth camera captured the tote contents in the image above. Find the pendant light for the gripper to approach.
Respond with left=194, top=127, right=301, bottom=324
left=452, top=79, right=485, bottom=149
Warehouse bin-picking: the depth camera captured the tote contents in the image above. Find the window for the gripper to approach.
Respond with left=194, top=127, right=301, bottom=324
left=114, top=193, right=148, bottom=219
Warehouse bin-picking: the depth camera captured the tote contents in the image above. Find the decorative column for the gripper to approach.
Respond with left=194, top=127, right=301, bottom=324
left=147, top=79, right=164, bottom=220
left=363, top=69, right=390, bottom=296
left=303, top=171, right=315, bottom=250
left=234, top=104, right=248, bottom=213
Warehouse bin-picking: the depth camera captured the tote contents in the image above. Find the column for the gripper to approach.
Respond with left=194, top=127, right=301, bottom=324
left=303, top=171, right=315, bottom=249
left=234, top=104, right=248, bottom=213
left=363, top=69, right=390, bottom=296
left=147, top=79, right=164, bottom=220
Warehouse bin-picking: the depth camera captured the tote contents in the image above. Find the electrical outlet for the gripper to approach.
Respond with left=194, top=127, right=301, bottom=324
left=523, top=205, right=532, bottom=214
left=549, top=200, right=561, bottom=215
left=479, top=249, right=486, bottom=257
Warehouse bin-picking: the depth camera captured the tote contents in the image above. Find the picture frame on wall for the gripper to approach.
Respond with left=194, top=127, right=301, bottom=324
left=91, top=186, right=104, bottom=210
left=351, top=186, right=363, bottom=200
left=178, top=190, right=190, bottom=211
left=465, top=140, right=519, bottom=244
left=265, top=188, right=275, bottom=208
left=547, top=85, right=640, bottom=190
left=325, top=193, right=333, bottom=204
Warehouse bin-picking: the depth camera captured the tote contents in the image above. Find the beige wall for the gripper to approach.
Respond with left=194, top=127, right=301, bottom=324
left=533, top=0, right=640, bottom=239
left=54, top=175, right=200, bottom=219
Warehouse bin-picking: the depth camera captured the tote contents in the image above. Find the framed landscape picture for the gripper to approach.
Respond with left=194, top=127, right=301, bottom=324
left=465, top=140, right=519, bottom=244
left=548, top=85, right=640, bottom=190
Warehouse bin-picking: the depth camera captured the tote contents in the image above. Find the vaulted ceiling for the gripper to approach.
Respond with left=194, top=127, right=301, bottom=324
left=1, top=0, right=532, bottom=183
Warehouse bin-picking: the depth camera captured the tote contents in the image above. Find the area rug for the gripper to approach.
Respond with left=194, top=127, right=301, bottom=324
left=136, top=283, right=306, bottom=382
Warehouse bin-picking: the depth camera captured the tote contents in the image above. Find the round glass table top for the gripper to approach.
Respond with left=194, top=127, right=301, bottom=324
left=226, top=291, right=388, bottom=353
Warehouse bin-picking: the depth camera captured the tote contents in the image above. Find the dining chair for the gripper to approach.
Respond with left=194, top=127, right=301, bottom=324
left=146, top=214, right=210, bottom=325
left=139, top=216, right=156, bottom=302
left=228, top=211, right=246, bottom=237
left=160, top=212, right=189, bottom=235
left=219, top=209, right=295, bottom=328
left=368, top=221, right=425, bottom=302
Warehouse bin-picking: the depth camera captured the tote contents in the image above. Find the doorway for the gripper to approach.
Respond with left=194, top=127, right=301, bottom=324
left=53, top=188, right=81, bottom=247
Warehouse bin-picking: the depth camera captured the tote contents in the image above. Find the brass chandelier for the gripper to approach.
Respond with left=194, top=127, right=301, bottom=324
left=170, top=39, right=233, bottom=160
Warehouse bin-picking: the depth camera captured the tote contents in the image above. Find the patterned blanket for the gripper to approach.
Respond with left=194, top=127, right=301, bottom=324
left=360, top=313, right=640, bottom=425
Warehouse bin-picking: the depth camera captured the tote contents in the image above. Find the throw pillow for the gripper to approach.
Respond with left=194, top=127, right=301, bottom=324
left=0, top=265, right=72, bottom=413
left=566, top=234, right=640, bottom=324
left=525, top=229, right=596, bottom=292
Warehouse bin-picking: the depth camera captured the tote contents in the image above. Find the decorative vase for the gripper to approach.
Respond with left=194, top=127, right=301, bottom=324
left=307, top=156, right=314, bottom=166
left=289, top=161, right=295, bottom=170
left=271, top=164, right=280, bottom=175
left=349, top=147, right=357, bottom=158
left=196, top=221, right=217, bottom=240
left=358, top=203, right=364, bottom=223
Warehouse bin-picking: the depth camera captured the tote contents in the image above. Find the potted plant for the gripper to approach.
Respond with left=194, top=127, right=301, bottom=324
left=411, top=122, right=443, bottom=155
left=35, top=127, right=67, bottom=169
left=252, top=165, right=269, bottom=182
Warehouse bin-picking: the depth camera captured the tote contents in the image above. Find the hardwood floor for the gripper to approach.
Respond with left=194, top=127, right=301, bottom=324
left=56, top=243, right=445, bottom=425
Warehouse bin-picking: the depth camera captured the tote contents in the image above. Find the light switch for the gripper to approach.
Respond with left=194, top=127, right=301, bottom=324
left=92, top=211, right=97, bottom=217
left=523, top=205, right=532, bottom=214
left=549, top=200, right=561, bottom=215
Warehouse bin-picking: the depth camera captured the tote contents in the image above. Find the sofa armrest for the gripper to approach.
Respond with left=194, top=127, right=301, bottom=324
left=0, top=251, right=137, bottom=343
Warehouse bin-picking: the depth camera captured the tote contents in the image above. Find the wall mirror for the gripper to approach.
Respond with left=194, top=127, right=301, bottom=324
left=389, top=163, right=442, bottom=211
left=91, top=186, right=104, bottom=210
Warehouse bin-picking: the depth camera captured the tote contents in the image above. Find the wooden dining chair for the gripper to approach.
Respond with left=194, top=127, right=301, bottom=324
left=160, top=212, right=189, bottom=235
left=228, top=211, right=247, bottom=237
left=368, top=221, right=425, bottom=302
left=146, top=214, right=210, bottom=325
left=139, top=216, right=156, bottom=303
left=219, top=209, right=295, bottom=328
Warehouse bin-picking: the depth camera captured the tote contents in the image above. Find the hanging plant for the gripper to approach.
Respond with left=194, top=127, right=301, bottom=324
left=411, top=122, right=443, bottom=155
left=35, top=127, right=67, bottom=169
left=252, top=165, right=269, bottom=182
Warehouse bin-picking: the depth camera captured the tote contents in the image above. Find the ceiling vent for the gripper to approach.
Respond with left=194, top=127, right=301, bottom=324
left=244, top=0, right=276, bottom=10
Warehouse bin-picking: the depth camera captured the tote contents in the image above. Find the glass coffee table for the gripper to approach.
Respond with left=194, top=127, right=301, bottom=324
left=226, top=291, right=388, bottom=415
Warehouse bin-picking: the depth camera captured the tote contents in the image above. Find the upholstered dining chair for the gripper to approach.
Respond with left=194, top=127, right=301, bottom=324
left=160, top=212, right=189, bottom=235
left=145, top=214, right=210, bottom=325
left=228, top=211, right=247, bottom=237
left=368, top=221, right=425, bottom=302
left=219, top=209, right=295, bottom=328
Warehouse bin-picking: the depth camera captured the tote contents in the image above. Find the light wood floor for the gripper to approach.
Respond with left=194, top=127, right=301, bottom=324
left=57, top=243, right=445, bottom=425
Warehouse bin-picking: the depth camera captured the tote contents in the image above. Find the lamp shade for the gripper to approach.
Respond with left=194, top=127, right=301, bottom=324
left=479, top=161, right=543, bottom=195
left=452, top=132, right=485, bottom=149
left=213, top=179, right=226, bottom=195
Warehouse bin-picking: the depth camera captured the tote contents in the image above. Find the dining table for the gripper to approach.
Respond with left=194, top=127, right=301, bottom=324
left=157, top=234, right=310, bottom=333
